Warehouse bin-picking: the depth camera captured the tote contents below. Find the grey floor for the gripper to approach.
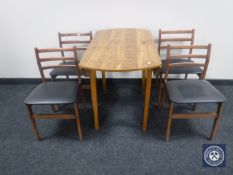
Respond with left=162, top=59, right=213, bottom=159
left=0, top=80, right=233, bottom=175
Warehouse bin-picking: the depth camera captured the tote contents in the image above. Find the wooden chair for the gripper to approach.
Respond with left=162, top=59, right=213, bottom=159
left=24, top=47, right=83, bottom=141
left=157, top=29, right=204, bottom=109
left=163, top=44, right=225, bottom=142
left=50, top=31, right=107, bottom=93
left=152, top=29, right=201, bottom=90
left=50, top=31, right=92, bottom=81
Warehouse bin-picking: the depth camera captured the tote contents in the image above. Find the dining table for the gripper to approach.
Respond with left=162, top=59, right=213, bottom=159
left=79, top=28, right=161, bottom=131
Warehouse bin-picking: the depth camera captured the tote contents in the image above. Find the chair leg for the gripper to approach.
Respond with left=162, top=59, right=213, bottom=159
left=193, top=103, right=197, bottom=111
left=51, top=105, right=56, bottom=112
left=161, top=86, right=166, bottom=112
left=79, top=84, right=87, bottom=111
left=158, top=72, right=163, bottom=109
left=50, top=75, right=61, bottom=112
left=51, top=75, right=56, bottom=82
left=155, top=69, right=161, bottom=89
left=158, top=86, right=162, bottom=110
left=159, top=80, right=166, bottom=112
left=155, top=73, right=159, bottom=89
left=26, top=105, right=41, bottom=141
left=166, top=102, right=174, bottom=143
left=102, top=71, right=107, bottom=94
left=74, top=102, right=83, bottom=142
left=210, top=102, right=224, bottom=141
left=51, top=104, right=60, bottom=112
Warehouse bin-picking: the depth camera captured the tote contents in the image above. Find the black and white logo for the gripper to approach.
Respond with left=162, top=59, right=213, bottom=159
left=203, top=144, right=226, bottom=167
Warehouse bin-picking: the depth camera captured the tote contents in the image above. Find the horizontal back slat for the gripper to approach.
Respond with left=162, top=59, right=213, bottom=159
left=39, top=57, right=75, bottom=62
left=61, top=40, right=91, bottom=44
left=169, top=45, right=209, bottom=49
left=170, top=54, right=207, bottom=59
left=160, top=29, right=194, bottom=34
left=59, top=32, right=92, bottom=37
left=76, top=47, right=88, bottom=50
left=36, top=48, right=75, bottom=53
left=161, top=38, right=192, bottom=42
left=160, top=46, right=167, bottom=49
left=42, top=65, right=76, bottom=70
left=168, top=62, right=205, bottom=68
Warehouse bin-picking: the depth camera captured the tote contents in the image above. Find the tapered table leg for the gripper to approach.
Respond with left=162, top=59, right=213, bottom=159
left=90, top=70, right=99, bottom=130
left=142, top=70, right=146, bottom=93
left=142, top=69, right=152, bottom=131
left=102, top=71, right=107, bottom=94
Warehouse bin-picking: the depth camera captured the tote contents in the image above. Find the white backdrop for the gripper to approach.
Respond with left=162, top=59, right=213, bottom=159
left=0, top=0, right=233, bottom=79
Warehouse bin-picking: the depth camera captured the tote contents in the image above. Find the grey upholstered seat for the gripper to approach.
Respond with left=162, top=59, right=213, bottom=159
left=24, top=81, right=78, bottom=105
left=161, top=59, right=203, bottom=74
left=49, top=61, right=89, bottom=78
left=166, top=80, right=226, bottom=104
left=50, top=61, right=77, bottom=77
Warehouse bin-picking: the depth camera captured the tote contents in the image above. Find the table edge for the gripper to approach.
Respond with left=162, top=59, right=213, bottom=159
left=79, top=64, right=162, bottom=72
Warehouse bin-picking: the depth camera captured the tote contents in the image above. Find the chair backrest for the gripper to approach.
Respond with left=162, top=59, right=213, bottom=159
left=164, top=44, right=212, bottom=81
left=34, top=47, right=82, bottom=83
left=158, top=29, right=195, bottom=56
left=58, top=31, right=92, bottom=57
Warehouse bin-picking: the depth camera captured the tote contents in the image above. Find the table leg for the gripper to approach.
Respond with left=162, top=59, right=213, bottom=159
left=142, top=69, right=152, bottom=131
left=90, top=70, right=99, bottom=130
left=142, top=70, right=146, bottom=93
left=102, top=71, right=107, bottom=94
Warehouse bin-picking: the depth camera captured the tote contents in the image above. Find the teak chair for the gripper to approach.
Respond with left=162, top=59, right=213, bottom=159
left=163, top=44, right=225, bottom=142
left=24, top=47, right=83, bottom=141
left=50, top=31, right=107, bottom=93
left=50, top=31, right=92, bottom=81
left=153, top=29, right=203, bottom=89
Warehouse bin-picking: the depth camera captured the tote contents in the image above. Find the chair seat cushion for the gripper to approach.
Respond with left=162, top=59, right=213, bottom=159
left=166, top=80, right=226, bottom=104
left=161, top=59, right=203, bottom=74
left=49, top=61, right=89, bottom=77
left=24, top=81, right=78, bottom=105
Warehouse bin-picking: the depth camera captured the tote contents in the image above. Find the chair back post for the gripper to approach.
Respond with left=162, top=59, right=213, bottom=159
left=90, top=31, right=93, bottom=41
left=58, top=32, right=65, bottom=59
left=164, top=44, right=171, bottom=82
left=34, top=47, right=46, bottom=82
left=158, top=29, right=162, bottom=55
left=200, top=44, right=212, bottom=80
left=189, top=29, right=195, bottom=55
left=73, top=46, right=82, bottom=84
